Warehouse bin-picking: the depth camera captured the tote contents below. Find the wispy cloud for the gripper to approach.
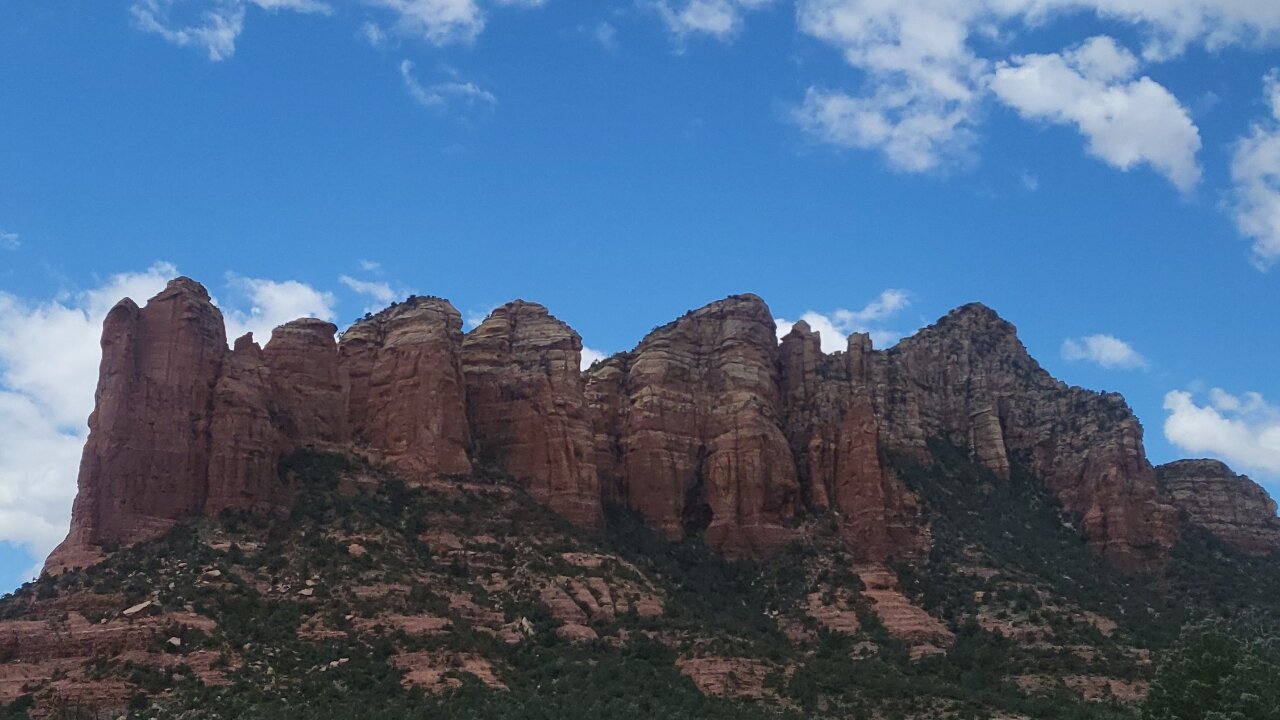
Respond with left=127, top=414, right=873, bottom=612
left=131, top=0, right=330, bottom=61
left=400, top=59, right=497, bottom=112
left=1061, top=333, right=1148, bottom=370
left=1230, top=70, right=1280, bottom=270
left=655, top=0, right=773, bottom=42
left=775, top=289, right=912, bottom=352
left=221, top=274, right=337, bottom=344
left=0, top=231, right=18, bottom=250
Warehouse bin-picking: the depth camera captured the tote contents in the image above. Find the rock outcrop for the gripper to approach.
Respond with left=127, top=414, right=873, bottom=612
left=46, top=278, right=1267, bottom=576
left=584, top=295, right=801, bottom=557
left=46, top=279, right=229, bottom=573
left=778, top=321, right=927, bottom=562
left=338, top=298, right=471, bottom=480
left=263, top=318, right=347, bottom=451
left=862, top=305, right=1179, bottom=566
left=204, top=334, right=279, bottom=516
left=1156, top=459, right=1280, bottom=555
left=463, top=301, right=600, bottom=527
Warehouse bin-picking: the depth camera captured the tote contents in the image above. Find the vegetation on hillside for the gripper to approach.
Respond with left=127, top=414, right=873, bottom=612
left=1, top=448, right=1278, bottom=719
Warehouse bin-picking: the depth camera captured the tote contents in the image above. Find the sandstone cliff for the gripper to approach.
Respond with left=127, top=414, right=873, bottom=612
left=338, top=298, right=471, bottom=480
left=44, top=278, right=1278, bottom=575
left=1156, top=459, right=1280, bottom=555
left=46, top=279, right=229, bottom=573
left=584, top=295, right=801, bottom=557
left=778, top=321, right=927, bottom=562
left=463, top=301, right=600, bottom=527
left=863, top=304, right=1179, bottom=566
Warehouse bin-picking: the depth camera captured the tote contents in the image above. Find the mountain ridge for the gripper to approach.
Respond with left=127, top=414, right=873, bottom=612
left=44, top=276, right=1276, bottom=575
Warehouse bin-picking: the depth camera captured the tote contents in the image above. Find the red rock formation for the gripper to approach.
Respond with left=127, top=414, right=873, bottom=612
left=46, top=278, right=228, bottom=573
left=48, top=278, right=1254, bottom=577
left=263, top=318, right=346, bottom=451
left=338, top=297, right=471, bottom=480
left=864, top=304, right=1178, bottom=566
left=205, top=334, right=279, bottom=515
left=1156, top=459, right=1280, bottom=555
left=462, top=301, right=600, bottom=527
left=584, top=295, right=801, bottom=556
left=778, top=322, right=927, bottom=562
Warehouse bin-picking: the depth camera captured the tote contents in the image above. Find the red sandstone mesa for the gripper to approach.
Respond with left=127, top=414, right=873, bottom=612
left=43, top=277, right=1279, bottom=574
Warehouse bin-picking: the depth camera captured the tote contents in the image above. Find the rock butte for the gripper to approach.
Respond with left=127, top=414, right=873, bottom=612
left=44, top=277, right=1280, bottom=574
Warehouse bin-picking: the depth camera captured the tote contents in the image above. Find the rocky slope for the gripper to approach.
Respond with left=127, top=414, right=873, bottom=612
left=45, top=277, right=1277, bottom=575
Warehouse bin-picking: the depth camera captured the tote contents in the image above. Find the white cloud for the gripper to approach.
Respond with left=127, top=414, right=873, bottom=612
left=131, top=0, right=329, bottom=61
left=793, top=1, right=986, bottom=172
left=1164, top=389, right=1280, bottom=476
left=1229, top=70, right=1280, bottom=270
left=793, top=86, right=977, bottom=173
left=656, top=0, right=773, bottom=41
left=787, top=1, right=1276, bottom=176
left=775, top=288, right=911, bottom=352
left=373, top=0, right=486, bottom=45
left=132, top=0, right=245, bottom=61
left=1060, top=333, right=1148, bottom=369
left=339, top=275, right=397, bottom=305
left=581, top=346, right=606, bottom=370
left=361, top=21, right=388, bottom=47
left=400, top=60, right=497, bottom=111
left=592, top=21, right=619, bottom=52
left=133, top=0, right=542, bottom=58
left=0, top=232, right=17, bottom=250
left=359, top=259, right=384, bottom=273
left=221, top=275, right=337, bottom=343
left=991, top=36, right=1202, bottom=192
left=0, top=262, right=176, bottom=571
left=371, top=0, right=544, bottom=46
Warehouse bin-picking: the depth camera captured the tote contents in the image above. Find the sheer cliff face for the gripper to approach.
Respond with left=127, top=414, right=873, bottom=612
left=585, top=295, right=802, bottom=557
left=339, top=298, right=472, bottom=479
left=463, top=301, right=600, bottom=528
left=45, top=278, right=1275, bottom=575
left=1156, top=459, right=1280, bottom=555
left=778, top=322, right=927, bottom=562
left=47, top=279, right=230, bottom=573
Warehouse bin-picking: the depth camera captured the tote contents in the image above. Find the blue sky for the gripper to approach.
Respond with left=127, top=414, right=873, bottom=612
left=2, top=0, right=1279, bottom=592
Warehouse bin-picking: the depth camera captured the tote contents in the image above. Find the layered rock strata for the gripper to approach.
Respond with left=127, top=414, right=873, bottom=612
left=46, top=278, right=1277, bottom=575
left=861, top=305, right=1179, bottom=566
left=339, top=298, right=471, bottom=479
left=463, top=301, right=600, bottom=527
left=47, top=279, right=230, bottom=572
left=1156, top=459, right=1280, bottom=555
left=584, top=295, right=801, bottom=557
left=778, top=321, right=927, bottom=561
